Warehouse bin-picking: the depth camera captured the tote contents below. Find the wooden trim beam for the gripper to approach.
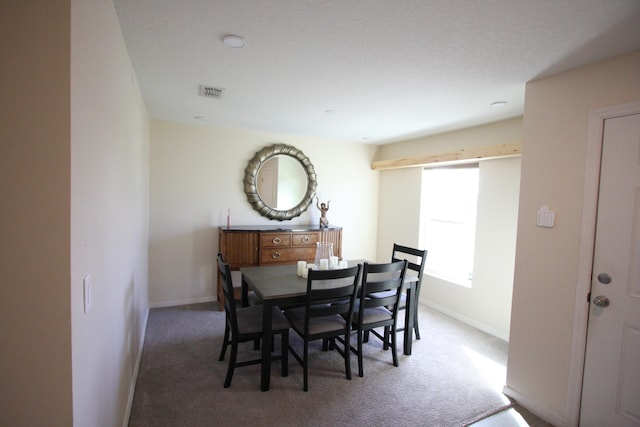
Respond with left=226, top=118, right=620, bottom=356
left=370, top=142, right=522, bottom=170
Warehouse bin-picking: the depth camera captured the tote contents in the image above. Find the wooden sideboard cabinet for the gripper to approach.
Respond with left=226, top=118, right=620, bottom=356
left=217, top=225, right=342, bottom=308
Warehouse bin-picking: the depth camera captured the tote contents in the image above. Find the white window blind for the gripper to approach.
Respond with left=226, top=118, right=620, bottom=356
left=420, top=165, right=479, bottom=286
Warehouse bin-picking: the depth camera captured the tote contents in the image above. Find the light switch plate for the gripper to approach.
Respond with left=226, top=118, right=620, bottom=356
left=536, top=205, right=556, bottom=228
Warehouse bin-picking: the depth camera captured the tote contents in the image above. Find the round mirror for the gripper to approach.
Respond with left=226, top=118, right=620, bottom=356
left=244, top=144, right=317, bottom=221
left=256, top=155, right=308, bottom=210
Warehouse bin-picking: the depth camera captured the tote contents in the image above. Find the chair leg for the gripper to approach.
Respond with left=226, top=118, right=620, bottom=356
left=363, top=330, right=370, bottom=342
left=357, top=329, right=364, bottom=378
left=218, top=325, right=230, bottom=361
left=391, top=326, right=399, bottom=367
left=223, top=342, right=238, bottom=388
left=281, top=331, right=289, bottom=377
left=414, top=311, right=420, bottom=340
left=383, top=326, right=390, bottom=350
left=303, top=338, right=309, bottom=392
left=344, top=332, right=352, bottom=380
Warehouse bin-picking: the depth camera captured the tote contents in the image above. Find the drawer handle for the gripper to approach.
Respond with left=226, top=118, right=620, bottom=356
left=272, top=251, right=281, bottom=259
left=272, top=237, right=281, bottom=244
left=302, top=236, right=310, bottom=243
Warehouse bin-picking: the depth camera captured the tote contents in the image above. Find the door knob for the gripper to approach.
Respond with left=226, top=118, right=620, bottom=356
left=597, top=273, right=612, bottom=284
left=593, top=295, right=610, bottom=307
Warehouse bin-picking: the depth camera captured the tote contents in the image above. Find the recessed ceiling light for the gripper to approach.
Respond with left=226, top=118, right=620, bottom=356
left=223, top=34, right=245, bottom=48
left=490, top=101, right=507, bottom=107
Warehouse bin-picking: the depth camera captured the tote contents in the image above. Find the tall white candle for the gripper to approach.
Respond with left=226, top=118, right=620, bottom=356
left=297, top=261, right=307, bottom=277
left=330, top=256, right=339, bottom=268
left=319, top=258, right=329, bottom=270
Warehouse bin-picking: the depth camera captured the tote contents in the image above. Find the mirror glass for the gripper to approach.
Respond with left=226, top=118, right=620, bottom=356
left=256, top=155, right=308, bottom=210
left=244, top=144, right=317, bottom=221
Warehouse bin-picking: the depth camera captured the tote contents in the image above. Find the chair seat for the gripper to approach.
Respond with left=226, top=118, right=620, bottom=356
left=368, top=292, right=407, bottom=310
left=368, top=289, right=397, bottom=299
left=352, top=304, right=393, bottom=325
left=286, top=306, right=348, bottom=335
left=237, top=305, right=290, bottom=335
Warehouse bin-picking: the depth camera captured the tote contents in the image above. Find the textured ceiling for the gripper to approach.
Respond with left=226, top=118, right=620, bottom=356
left=113, top=0, right=640, bottom=144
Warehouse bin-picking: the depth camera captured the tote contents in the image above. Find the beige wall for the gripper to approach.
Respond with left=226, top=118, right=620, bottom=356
left=376, top=118, right=522, bottom=339
left=507, top=50, right=640, bottom=425
left=425, top=157, right=521, bottom=340
left=0, top=1, right=73, bottom=425
left=1, top=1, right=149, bottom=426
left=149, top=120, right=379, bottom=306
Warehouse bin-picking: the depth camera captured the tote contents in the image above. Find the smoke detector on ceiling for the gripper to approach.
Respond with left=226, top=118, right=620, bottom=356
left=199, top=85, right=224, bottom=99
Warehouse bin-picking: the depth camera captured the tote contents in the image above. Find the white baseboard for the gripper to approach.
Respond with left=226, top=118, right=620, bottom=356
left=149, top=295, right=217, bottom=309
left=422, top=299, right=510, bottom=342
left=503, top=385, right=567, bottom=427
left=123, top=306, right=149, bottom=427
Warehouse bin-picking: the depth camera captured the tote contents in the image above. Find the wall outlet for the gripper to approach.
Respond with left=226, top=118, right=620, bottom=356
left=83, top=275, right=92, bottom=314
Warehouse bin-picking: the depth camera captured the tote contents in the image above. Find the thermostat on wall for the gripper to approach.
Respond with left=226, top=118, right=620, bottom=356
left=536, top=205, right=556, bottom=228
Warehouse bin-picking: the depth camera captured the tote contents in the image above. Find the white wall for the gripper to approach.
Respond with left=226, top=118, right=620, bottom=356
left=149, top=120, right=379, bottom=306
left=71, top=0, right=150, bottom=426
left=376, top=118, right=522, bottom=339
left=507, top=50, right=640, bottom=425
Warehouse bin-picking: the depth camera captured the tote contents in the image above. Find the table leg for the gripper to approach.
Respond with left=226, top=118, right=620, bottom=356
left=241, top=276, right=249, bottom=307
left=261, top=301, right=273, bottom=391
left=404, top=283, right=415, bottom=355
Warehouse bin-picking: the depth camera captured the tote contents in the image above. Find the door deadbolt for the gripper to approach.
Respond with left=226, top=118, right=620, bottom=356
left=597, top=273, right=612, bottom=284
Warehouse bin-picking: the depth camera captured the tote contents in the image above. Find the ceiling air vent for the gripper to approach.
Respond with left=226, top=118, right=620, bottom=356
left=199, top=85, right=224, bottom=99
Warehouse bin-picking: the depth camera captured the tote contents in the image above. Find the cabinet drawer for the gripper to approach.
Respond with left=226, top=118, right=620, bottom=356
left=260, top=233, right=292, bottom=247
left=260, top=247, right=316, bottom=265
left=292, top=232, right=320, bottom=246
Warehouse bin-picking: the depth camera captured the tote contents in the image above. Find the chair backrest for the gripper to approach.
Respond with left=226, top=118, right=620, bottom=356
left=359, top=260, right=408, bottom=317
left=304, top=265, right=362, bottom=336
left=392, top=243, right=427, bottom=291
left=217, top=253, right=239, bottom=334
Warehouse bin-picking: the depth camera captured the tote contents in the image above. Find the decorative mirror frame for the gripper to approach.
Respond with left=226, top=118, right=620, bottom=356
left=243, top=143, right=317, bottom=221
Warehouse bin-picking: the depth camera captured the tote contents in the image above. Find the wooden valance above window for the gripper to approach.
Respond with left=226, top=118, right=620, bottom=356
left=370, top=142, right=522, bottom=171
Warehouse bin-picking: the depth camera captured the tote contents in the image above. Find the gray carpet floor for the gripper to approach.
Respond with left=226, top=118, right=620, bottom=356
left=128, top=302, right=512, bottom=427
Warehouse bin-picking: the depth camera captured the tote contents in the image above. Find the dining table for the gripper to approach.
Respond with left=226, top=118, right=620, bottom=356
left=240, top=259, right=419, bottom=391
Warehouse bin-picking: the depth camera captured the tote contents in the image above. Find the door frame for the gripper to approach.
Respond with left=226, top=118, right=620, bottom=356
left=567, top=100, right=640, bottom=426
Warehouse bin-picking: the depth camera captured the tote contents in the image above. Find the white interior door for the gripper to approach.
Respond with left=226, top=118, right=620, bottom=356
left=580, top=113, right=640, bottom=426
left=257, top=158, right=278, bottom=207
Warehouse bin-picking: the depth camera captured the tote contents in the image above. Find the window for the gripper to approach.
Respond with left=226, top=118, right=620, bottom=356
left=420, top=165, right=479, bottom=287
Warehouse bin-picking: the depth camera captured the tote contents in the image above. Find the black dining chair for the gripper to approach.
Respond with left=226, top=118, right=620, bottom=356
left=284, top=265, right=362, bottom=391
left=350, top=260, right=407, bottom=377
left=391, top=244, right=427, bottom=341
left=217, top=253, right=290, bottom=388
